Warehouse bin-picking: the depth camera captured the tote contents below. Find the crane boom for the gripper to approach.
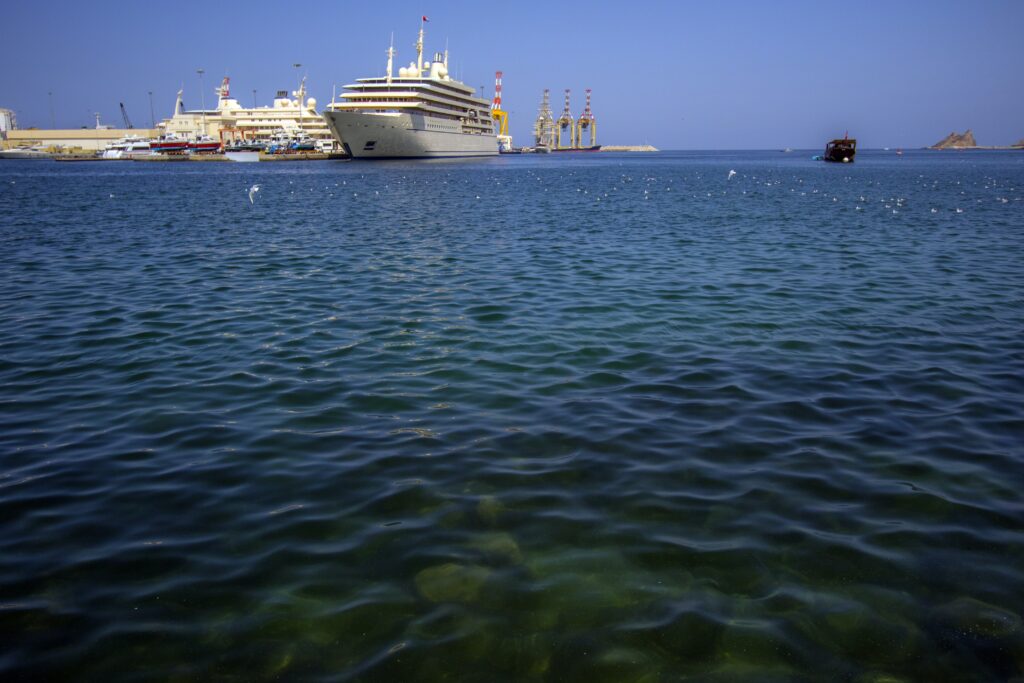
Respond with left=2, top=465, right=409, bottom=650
left=120, top=102, right=133, bottom=129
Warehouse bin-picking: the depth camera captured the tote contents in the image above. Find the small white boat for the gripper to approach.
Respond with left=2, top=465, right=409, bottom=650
left=224, top=151, right=261, bottom=163
left=0, top=146, right=51, bottom=159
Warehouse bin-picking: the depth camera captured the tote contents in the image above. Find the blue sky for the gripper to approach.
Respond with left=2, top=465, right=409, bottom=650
left=2, top=0, right=1022, bottom=148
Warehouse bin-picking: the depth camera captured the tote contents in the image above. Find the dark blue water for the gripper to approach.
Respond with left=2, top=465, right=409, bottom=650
left=1, top=150, right=1023, bottom=681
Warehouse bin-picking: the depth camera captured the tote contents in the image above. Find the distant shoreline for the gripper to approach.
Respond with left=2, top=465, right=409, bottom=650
left=926, top=146, right=1024, bottom=151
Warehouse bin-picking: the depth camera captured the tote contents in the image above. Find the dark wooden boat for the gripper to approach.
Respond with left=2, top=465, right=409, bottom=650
left=823, top=135, right=856, bottom=162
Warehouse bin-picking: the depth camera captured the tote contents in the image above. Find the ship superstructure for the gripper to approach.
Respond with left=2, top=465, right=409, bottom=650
left=157, top=76, right=336, bottom=149
left=323, top=19, right=498, bottom=158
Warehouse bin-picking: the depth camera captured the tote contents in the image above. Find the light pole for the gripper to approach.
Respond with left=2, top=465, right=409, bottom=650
left=148, top=91, right=155, bottom=128
left=252, top=89, right=257, bottom=108
left=48, top=91, right=55, bottom=129
left=196, top=68, right=206, bottom=137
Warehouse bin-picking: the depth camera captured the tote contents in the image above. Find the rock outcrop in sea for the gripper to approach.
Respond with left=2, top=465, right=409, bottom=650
left=931, top=130, right=978, bottom=149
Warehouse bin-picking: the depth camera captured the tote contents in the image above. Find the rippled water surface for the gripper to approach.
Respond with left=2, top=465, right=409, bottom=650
left=1, top=150, right=1023, bottom=681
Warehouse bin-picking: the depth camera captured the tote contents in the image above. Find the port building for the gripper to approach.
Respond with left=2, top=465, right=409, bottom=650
left=0, top=108, right=16, bottom=136
left=1, top=76, right=336, bottom=152
left=2, top=126, right=159, bottom=151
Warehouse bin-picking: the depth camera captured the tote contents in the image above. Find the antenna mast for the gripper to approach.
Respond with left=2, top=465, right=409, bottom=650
left=416, top=17, right=425, bottom=76
left=386, top=33, right=395, bottom=83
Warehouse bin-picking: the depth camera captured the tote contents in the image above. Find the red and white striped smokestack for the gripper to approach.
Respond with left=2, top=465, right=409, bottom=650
left=492, top=71, right=503, bottom=111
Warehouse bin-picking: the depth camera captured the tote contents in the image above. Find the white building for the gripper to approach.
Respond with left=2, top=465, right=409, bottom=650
left=0, top=108, right=16, bottom=137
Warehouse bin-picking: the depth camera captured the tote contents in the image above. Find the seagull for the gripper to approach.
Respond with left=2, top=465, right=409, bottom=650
left=248, top=184, right=261, bottom=204
left=728, top=170, right=737, bottom=180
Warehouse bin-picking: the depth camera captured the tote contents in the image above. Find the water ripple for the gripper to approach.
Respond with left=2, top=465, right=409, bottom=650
left=1, top=151, right=1023, bottom=680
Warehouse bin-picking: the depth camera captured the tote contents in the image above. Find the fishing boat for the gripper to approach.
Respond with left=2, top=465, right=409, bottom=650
left=149, top=132, right=220, bottom=154
left=223, top=140, right=267, bottom=153
left=149, top=133, right=189, bottom=154
left=823, top=135, right=856, bottom=163
left=189, top=135, right=221, bottom=154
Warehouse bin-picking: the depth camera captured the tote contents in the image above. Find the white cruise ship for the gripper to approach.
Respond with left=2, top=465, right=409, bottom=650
left=323, top=21, right=498, bottom=159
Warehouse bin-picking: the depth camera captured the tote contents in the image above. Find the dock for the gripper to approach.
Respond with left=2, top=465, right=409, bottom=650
left=134, top=154, right=229, bottom=162
left=50, top=152, right=352, bottom=163
left=258, top=152, right=349, bottom=161
left=600, top=145, right=659, bottom=152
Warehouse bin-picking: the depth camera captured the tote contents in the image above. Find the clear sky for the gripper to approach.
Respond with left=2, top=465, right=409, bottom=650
left=2, top=0, right=1022, bottom=149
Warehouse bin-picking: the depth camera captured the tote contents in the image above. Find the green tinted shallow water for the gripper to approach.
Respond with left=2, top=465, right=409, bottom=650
left=0, top=150, right=1022, bottom=681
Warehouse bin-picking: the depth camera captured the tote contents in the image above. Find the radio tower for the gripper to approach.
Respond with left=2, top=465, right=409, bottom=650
left=556, top=89, right=576, bottom=149
left=576, top=88, right=596, bottom=149
left=533, top=89, right=555, bottom=148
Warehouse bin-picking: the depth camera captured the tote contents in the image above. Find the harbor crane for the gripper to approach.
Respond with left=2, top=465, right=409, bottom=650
left=119, top=102, right=133, bottom=129
left=556, top=89, right=576, bottom=150
left=533, top=89, right=555, bottom=148
left=490, top=71, right=512, bottom=151
left=575, top=89, right=596, bottom=148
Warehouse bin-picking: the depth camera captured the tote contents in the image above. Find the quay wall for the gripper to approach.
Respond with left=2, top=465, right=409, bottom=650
left=2, top=128, right=160, bottom=151
left=600, top=145, right=659, bottom=152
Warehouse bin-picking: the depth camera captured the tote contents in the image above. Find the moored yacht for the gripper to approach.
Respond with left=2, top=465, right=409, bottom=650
left=0, top=146, right=51, bottom=159
left=100, top=135, right=152, bottom=159
left=323, top=19, right=498, bottom=159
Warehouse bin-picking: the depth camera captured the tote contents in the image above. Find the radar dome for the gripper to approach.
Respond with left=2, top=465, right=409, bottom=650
left=306, top=97, right=316, bottom=109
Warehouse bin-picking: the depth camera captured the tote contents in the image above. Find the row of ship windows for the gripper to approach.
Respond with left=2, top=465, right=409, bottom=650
left=349, top=90, right=490, bottom=109
left=349, top=97, right=492, bottom=119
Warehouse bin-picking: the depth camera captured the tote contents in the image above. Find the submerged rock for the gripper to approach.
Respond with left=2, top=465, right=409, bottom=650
left=414, top=563, right=492, bottom=603
left=932, top=597, right=1022, bottom=640
left=476, top=495, right=504, bottom=526
left=928, top=597, right=1024, bottom=679
left=468, top=532, right=522, bottom=566
left=854, top=674, right=911, bottom=683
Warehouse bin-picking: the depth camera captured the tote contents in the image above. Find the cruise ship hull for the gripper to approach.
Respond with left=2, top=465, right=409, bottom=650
left=323, top=110, right=498, bottom=159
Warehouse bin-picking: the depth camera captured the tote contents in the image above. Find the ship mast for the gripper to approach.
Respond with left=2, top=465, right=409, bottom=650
left=416, top=17, right=425, bottom=76
left=386, top=33, right=395, bottom=84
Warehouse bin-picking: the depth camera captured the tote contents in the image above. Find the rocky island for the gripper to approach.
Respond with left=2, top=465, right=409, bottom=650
left=930, top=130, right=1024, bottom=150
left=931, top=130, right=978, bottom=149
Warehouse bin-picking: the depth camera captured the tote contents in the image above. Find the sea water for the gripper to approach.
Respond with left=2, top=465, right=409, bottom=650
left=1, top=150, right=1022, bottom=681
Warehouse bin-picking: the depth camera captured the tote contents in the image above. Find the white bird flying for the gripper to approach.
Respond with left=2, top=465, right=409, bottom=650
left=728, top=170, right=737, bottom=180
left=248, top=184, right=261, bottom=204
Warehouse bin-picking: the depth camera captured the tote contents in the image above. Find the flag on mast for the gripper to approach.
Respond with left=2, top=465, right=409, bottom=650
left=422, top=15, right=429, bottom=21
